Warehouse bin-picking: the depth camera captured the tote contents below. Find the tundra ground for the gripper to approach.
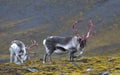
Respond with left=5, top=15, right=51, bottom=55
left=0, top=56, right=120, bottom=75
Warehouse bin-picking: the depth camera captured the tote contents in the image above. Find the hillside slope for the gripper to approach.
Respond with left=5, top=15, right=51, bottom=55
left=0, top=0, right=120, bottom=59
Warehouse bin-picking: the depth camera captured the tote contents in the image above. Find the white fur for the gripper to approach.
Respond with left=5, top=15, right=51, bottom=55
left=54, top=49, right=66, bottom=54
left=43, top=39, right=49, bottom=54
left=9, top=41, right=27, bottom=64
left=56, top=36, right=79, bottom=50
left=43, top=36, right=84, bottom=63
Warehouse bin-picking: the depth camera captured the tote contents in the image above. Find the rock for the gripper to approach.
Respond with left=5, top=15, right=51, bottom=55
left=72, top=63, right=78, bottom=66
left=102, top=71, right=109, bottom=75
left=26, top=68, right=38, bottom=72
left=86, top=68, right=92, bottom=72
left=116, top=68, right=120, bottom=70
left=108, top=58, right=114, bottom=62
left=59, top=73, right=66, bottom=75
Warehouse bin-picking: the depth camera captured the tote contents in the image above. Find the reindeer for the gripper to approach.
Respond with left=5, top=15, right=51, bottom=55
left=43, top=20, right=93, bottom=63
left=9, top=40, right=38, bottom=64
left=9, top=40, right=27, bottom=64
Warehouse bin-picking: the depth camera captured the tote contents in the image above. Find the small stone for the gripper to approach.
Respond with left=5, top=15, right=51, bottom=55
left=102, top=71, right=109, bottom=75
left=26, top=68, right=38, bottom=72
left=59, top=73, right=66, bottom=75
left=108, top=58, right=114, bottom=62
left=116, top=68, right=120, bottom=70
left=72, top=63, right=77, bottom=66
left=86, top=68, right=92, bottom=72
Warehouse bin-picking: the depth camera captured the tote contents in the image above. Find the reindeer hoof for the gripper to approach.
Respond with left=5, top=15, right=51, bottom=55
left=68, top=60, right=74, bottom=62
left=43, top=61, right=46, bottom=64
left=14, top=62, right=21, bottom=65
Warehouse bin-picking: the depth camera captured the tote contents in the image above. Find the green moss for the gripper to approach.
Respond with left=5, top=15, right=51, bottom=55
left=1, top=56, right=120, bottom=75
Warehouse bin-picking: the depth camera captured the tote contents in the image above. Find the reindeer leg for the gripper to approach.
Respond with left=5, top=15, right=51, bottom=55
left=18, top=55, right=23, bottom=64
left=69, top=54, right=72, bottom=62
left=16, top=54, right=23, bottom=64
left=43, top=48, right=50, bottom=63
left=48, top=54, right=52, bottom=63
left=10, top=51, right=13, bottom=63
left=69, top=48, right=77, bottom=62
left=69, top=51, right=74, bottom=62
left=10, top=54, right=13, bottom=63
left=46, top=51, right=54, bottom=63
left=9, top=47, right=14, bottom=63
left=43, top=53, right=48, bottom=63
left=47, top=50, right=54, bottom=63
left=69, top=51, right=73, bottom=62
left=14, top=55, right=18, bottom=64
left=43, top=39, right=55, bottom=63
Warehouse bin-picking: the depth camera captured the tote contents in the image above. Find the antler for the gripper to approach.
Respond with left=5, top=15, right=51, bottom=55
left=26, top=40, right=38, bottom=53
left=86, top=20, right=93, bottom=38
left=31, top=40, right=38, bottom=46
left=26, top=40, right=38, bottom=60
left=27, top=40, right=38, bottom=49
left=72, top=20, right=80, bottom=35
left=72, top=19, right=93, bottom=40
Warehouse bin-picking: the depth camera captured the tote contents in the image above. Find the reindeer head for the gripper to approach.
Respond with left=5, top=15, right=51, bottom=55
left=72, top=20, right=93, bottom=49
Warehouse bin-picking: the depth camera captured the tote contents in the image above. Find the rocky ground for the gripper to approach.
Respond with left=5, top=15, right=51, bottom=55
left=0, top=56, right=120, bottom=75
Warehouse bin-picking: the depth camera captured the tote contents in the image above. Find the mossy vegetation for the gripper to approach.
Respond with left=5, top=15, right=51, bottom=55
left=0, top=0, right=120, bottom=75
left=0, top=0, right=119, bottom=58
left=0, top=56, right=120, bottom=75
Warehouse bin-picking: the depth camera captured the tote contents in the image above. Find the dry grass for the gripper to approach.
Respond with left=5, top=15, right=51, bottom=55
left=0, top=56, right=120, bottom=75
